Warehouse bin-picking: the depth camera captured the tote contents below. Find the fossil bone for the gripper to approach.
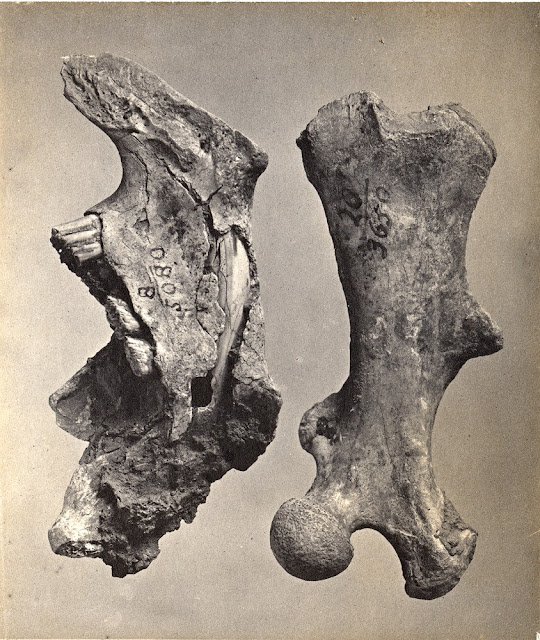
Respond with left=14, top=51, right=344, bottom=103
left=270, top=93, right=502, bottom=599
left=49, top=54, right=281, bottom=576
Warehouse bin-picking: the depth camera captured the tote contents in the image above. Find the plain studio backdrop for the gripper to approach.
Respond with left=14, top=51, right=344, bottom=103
left=1, top=3, right=538, bottom=639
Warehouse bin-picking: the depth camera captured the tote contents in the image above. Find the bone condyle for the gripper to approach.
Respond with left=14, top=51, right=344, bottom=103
left=49, top=54, right=281, bottom=576
left=270, top=93, right=502, bottom=599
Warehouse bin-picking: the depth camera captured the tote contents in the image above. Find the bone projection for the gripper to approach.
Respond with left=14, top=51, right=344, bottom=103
left=49, top=54, right=281, bottom=576
left=270, top=93, right=502, bottom=599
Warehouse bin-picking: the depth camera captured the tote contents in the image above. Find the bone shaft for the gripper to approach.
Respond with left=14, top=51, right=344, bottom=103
left=270, top=92, right=502, bottom=599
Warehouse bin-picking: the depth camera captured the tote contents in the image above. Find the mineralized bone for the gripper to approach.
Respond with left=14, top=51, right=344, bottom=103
left=270, top=93, right=502, bottom=599
left=49, top=54, right=281, bottom=576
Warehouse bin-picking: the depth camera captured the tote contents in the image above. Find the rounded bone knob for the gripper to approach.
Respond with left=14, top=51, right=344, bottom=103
left=270, top=498, right=353, bottom=581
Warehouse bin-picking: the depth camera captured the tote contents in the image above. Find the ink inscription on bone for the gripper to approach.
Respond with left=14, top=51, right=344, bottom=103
left=336, top=158, right=392, bottom=259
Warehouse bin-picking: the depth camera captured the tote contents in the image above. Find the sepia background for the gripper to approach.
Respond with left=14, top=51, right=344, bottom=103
left=1, top=3, right=538, bottom=639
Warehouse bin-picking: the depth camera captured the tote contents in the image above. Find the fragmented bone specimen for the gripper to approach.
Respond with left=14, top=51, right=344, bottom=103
left=49, top=54, right=281, bottom=576
left=270, top=93, right=502, bottom=599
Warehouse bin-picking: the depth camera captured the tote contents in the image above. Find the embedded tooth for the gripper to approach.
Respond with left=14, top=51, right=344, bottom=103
left=211, top=231, right=251, bottom=403
left=52, top=213, right=101, bottom=237
left=124, top=336, right=154, bottom=377
left=71, top=242, right=103, bottom=263
left=57, top=228, right=101, bottom=248
left=51, top=214, right=103, bottom=263
left=105, top=295, right=143, bottom=337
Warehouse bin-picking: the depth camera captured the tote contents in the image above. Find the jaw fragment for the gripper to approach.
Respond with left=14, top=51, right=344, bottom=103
left=49, top=53, right=281, bottom=576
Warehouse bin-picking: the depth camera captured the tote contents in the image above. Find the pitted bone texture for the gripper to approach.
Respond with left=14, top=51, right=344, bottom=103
left=270, top=93, right=502, bottom=599
left=49, top=54, right=281, bottom=576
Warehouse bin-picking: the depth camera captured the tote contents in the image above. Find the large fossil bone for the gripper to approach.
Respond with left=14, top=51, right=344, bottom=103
left=49, top=54, right=281, bottom=576
left=270, top=93, right=502, bottom=599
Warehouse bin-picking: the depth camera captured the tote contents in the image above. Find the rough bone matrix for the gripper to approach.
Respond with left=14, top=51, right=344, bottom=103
left=49, top=54, right=281, bottom=576
left=270, top=92, right=502, bottom=599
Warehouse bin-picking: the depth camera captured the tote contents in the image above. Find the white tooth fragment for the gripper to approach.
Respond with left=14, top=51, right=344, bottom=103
left=71, top=242, right=103, bottom=262
left=123, top=336, right=154, bottom=377
left=59, top=228, right=101, bottom=248
left=211, top=231, right=251, bottom=404
left=105, top=295, right=143, bottom=337
left=52, top=213, right=101, bottom=237
left=51, top=215, right=103, bottom=264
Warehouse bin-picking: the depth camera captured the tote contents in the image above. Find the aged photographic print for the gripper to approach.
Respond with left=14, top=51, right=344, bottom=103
left=1, top=3, right=538, bottom=639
